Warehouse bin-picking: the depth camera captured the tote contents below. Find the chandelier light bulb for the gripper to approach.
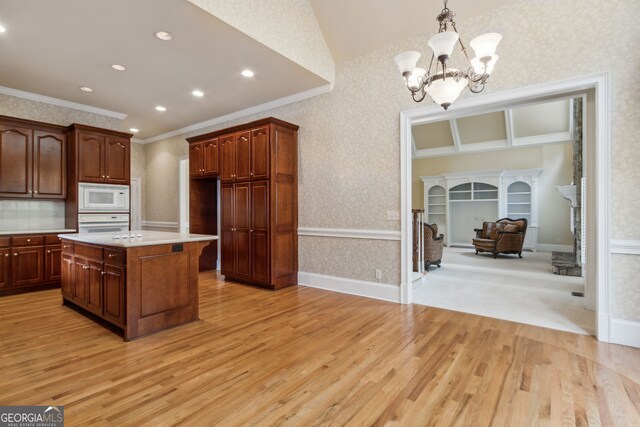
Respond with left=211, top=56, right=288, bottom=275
left=469, top=33, right=502, bottom=60
left=428, top=31, right=459, bottom=64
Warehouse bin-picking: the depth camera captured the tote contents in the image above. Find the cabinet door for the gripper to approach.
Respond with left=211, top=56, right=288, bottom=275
left=220, top=184, right=235, bottom=275
left=235, top=132, right=251, bottom=181
left=78, top=132, right=105, bottom=183
left=86, top=260, right=103, bottom=314
left=61, top=253, right=74, bottom=297
left=12, top=246, right=44, bottom=287
left=251, top=127, right=269, bottom=180
left=189, top=142, right=204, bottom=178
left=104, top=137, right=130, bottom=184
left=251, top=181, right=270, bottom=284
left=0, top=126, right=32, bottom=198
left=103, top=264, right=125, bottom=326
left=220, top=135, right=235, bottom=183
left=203, top=138, right=219, bottom=176
left=45, top=245, right=62, bottom=282
left=33, top=130, right=66, bottom=199
left=0, top=249, right=10, bottom=288
left=73, top=257, right=89, bottom=304
left=234, top=183, right=251, bottom=279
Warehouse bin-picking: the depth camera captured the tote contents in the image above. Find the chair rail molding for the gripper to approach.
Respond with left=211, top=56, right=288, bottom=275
left=298, top=227, right=401, bottom=241
left=610, top=239, right=640, bottom=255
left=401, top=72, right=613, bottom=344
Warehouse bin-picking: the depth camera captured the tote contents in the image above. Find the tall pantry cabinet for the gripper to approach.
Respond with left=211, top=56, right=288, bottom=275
left=186, top=118, right=298, bottom=290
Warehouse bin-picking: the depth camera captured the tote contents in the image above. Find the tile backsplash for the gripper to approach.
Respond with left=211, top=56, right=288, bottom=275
left=0, top=200, right=65, bottom=231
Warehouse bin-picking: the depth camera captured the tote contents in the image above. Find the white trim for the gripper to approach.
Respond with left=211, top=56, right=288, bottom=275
left=610, top=239, right=640, bottom=255
left=130, top=178, right=142, bottom=231
left=449, top=119, right=462, bottom=152
left=298, top=227, right=401, bottom=241
left=140, top=83, right=333, bottom=144
left=131, top=138, right=145, bottom=144
left=512, top=131, right=572, bottom=147
left=537, top=244, right=573, bottom=253
left=298, top=272, right=400, bottom=303
left=178, top=156, right=189, bottom=234
left=142, top=221, right=179, bottom=230
left=504, top=109, right=514, bottom=146
left=610, top=319, right=640, bottom=348
left=401, top=72, right=612, bottom=343
left=0, top=85, right=127, bottom=119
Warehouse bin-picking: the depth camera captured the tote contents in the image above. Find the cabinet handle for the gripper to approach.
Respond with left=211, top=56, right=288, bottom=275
left=83, top=265, right=89, bottom=270
left=108, top=254, right=116, bottom=258
left=101, top=271, right=106, bottom=275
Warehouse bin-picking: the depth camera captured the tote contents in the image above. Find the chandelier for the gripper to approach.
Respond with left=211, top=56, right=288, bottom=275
left=393, top=0, right=502, bottom=110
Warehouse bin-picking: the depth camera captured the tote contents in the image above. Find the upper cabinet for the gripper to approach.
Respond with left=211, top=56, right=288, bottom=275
left=69, top=124, right=131, bottom=185
left=216, top=130, right=267, bottom=183
left=0, top=116, right=67, bottom=199
left=189, top=138, right=219, bottom=178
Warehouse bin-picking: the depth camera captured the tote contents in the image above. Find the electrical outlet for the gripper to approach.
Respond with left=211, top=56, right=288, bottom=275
left=386, top=210, right=400, bottom=221
left=375, top=269, right=382, bottom=281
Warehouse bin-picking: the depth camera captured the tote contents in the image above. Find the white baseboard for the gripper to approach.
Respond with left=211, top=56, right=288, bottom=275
left=298, top=272, right=400, bottom=303
left=141, top=221, right=179, bottom=230
left=537, top=244, right=573, bottom=252
left=610, top=318, right=640, bottom=348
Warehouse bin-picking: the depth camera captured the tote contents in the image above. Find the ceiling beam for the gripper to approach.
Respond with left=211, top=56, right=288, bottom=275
left=449, top=119, right=462, bottom=152
left=504, top=109, right=514, bottom=147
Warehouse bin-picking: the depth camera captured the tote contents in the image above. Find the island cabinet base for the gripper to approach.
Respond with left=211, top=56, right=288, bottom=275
left=61, top=239, right=208, bottom=341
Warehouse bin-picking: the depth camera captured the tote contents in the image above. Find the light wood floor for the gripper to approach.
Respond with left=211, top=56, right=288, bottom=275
left=1, top=272, right=639, bottom=426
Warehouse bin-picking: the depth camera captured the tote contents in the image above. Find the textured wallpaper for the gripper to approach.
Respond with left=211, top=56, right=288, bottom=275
left=187, top=0, right=335, bottom=83
left=0, top=93, right=123, bottom=130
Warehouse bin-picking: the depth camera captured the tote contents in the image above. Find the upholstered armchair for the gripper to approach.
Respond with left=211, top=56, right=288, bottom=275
left=423, top=223, right=444, bottom=269
left=472, top=218, right=528, bottom=258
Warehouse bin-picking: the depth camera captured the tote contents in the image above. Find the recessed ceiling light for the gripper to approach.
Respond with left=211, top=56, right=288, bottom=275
left=192, top=90, right=204, bottom=97
left=155, top=31, right=173, bottom=41
left=79, top=86, right=93, bottom=92
left=241, top=69, right=255, bottom=78
left=111, top=64, right=126, bottom=71
left=0, top=25, right=6, bottom=33
left=129, top=128, right=139, bottom=133
left=155, top=105, right=167, bottom=112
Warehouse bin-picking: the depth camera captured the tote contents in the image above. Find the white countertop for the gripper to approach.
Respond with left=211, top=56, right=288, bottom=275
left=58, top=230, right=218, bottom=248
left=1, top=228, right=77, bottom=236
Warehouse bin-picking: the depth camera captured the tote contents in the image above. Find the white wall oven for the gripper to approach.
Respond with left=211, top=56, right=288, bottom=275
left=78, top=214, right=130, bottom=234
left=79, top=183, right=129, bottom=213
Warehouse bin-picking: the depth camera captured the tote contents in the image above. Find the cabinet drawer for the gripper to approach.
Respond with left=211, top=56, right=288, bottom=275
left=61, top=240, right=74, bottom=253
left=74, top=243, right=103, bottom=261
left=12, top=235, right=44, bottom=246
left=0, top=237, right=9, bottom=248
left=45, top=235, right=63, bottom=245
left=104, top=248, right=125, bottom=265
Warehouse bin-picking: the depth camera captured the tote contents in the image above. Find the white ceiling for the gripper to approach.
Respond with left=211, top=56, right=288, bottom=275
left=0, top=0, right=328, bottom=139
left=309, top=0, right=508, bottom=62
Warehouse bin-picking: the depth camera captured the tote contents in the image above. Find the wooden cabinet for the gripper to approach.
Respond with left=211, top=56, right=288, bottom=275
left=187, top=118, right=298, bottom=289
left=0, top=117, right=67, bottom=199
left=0, top=248, right=9, bottom=288
left=0, top=233, right=66, bottom=296
left=0, top=125, right=32, bottom=198
left=103, top=263, right=125, bottom=327
left=189, top=138, right=219, bottom=178
left=70, top=125, right=131, bottom=185
left=45, top=245, right=62, bottom=282
left=33, top=130, right=67, bottom=198
left=12, top=246, right=44, bottom=287
left=60, top=240, right=127, bottom=327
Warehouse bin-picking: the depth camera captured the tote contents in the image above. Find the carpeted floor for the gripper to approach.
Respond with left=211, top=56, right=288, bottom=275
left=412, top=247, right=594, bottom=335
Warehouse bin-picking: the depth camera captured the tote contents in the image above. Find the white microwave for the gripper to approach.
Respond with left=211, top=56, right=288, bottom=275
left=78, top=183, right=130, bottom=213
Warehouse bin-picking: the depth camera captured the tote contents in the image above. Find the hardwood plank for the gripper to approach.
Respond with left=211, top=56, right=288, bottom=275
left=0, top=272, right=638, bottom=426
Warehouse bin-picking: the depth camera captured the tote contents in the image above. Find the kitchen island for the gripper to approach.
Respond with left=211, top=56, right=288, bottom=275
left=58, top=231, right=217, bottom=340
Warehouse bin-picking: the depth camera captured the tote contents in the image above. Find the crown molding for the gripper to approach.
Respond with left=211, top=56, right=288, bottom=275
left=0, top=85, right=128, bottom=119
left=139, top=83, right=333, bottom=144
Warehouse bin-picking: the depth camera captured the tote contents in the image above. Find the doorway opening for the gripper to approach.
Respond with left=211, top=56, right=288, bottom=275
left=400, top=74, right=611, bottom=342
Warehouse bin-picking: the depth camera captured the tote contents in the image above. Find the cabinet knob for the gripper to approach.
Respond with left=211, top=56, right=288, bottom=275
left=47, top=250, right=51, bottom=253
left=250, top=172, right=253, bottom=176
left=102, top=175, right=105, bottom=178
left=83, top=265, right=89, bottom=270
left=101, top=271, right=106, bottom=275
left=28, top=190, right=32, bottom=194
left=4, top=254, right=8, bottom=257
left=14, top=253, right=18, bottom=256
left=34, top=190, right=38, bottom=194
left=26, top=239, right=31, bottom=242
left=250, top=229, right=253, bottom=232
left=107, top=176, right=110, bottom=179
left=108, top=254, right=116, bottom=258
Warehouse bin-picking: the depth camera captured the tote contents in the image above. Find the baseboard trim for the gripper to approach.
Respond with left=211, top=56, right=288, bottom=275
left=141, top=221, right=179, bottom=230
left=610, top=318, right=640, bottom=348
left=298, top=272, right=400, bottom=303
left=610, top=239, right=640, bottom=255
left=537, top=244, right=573, bottom=252
left=298, top=227, right=401, bottom=241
